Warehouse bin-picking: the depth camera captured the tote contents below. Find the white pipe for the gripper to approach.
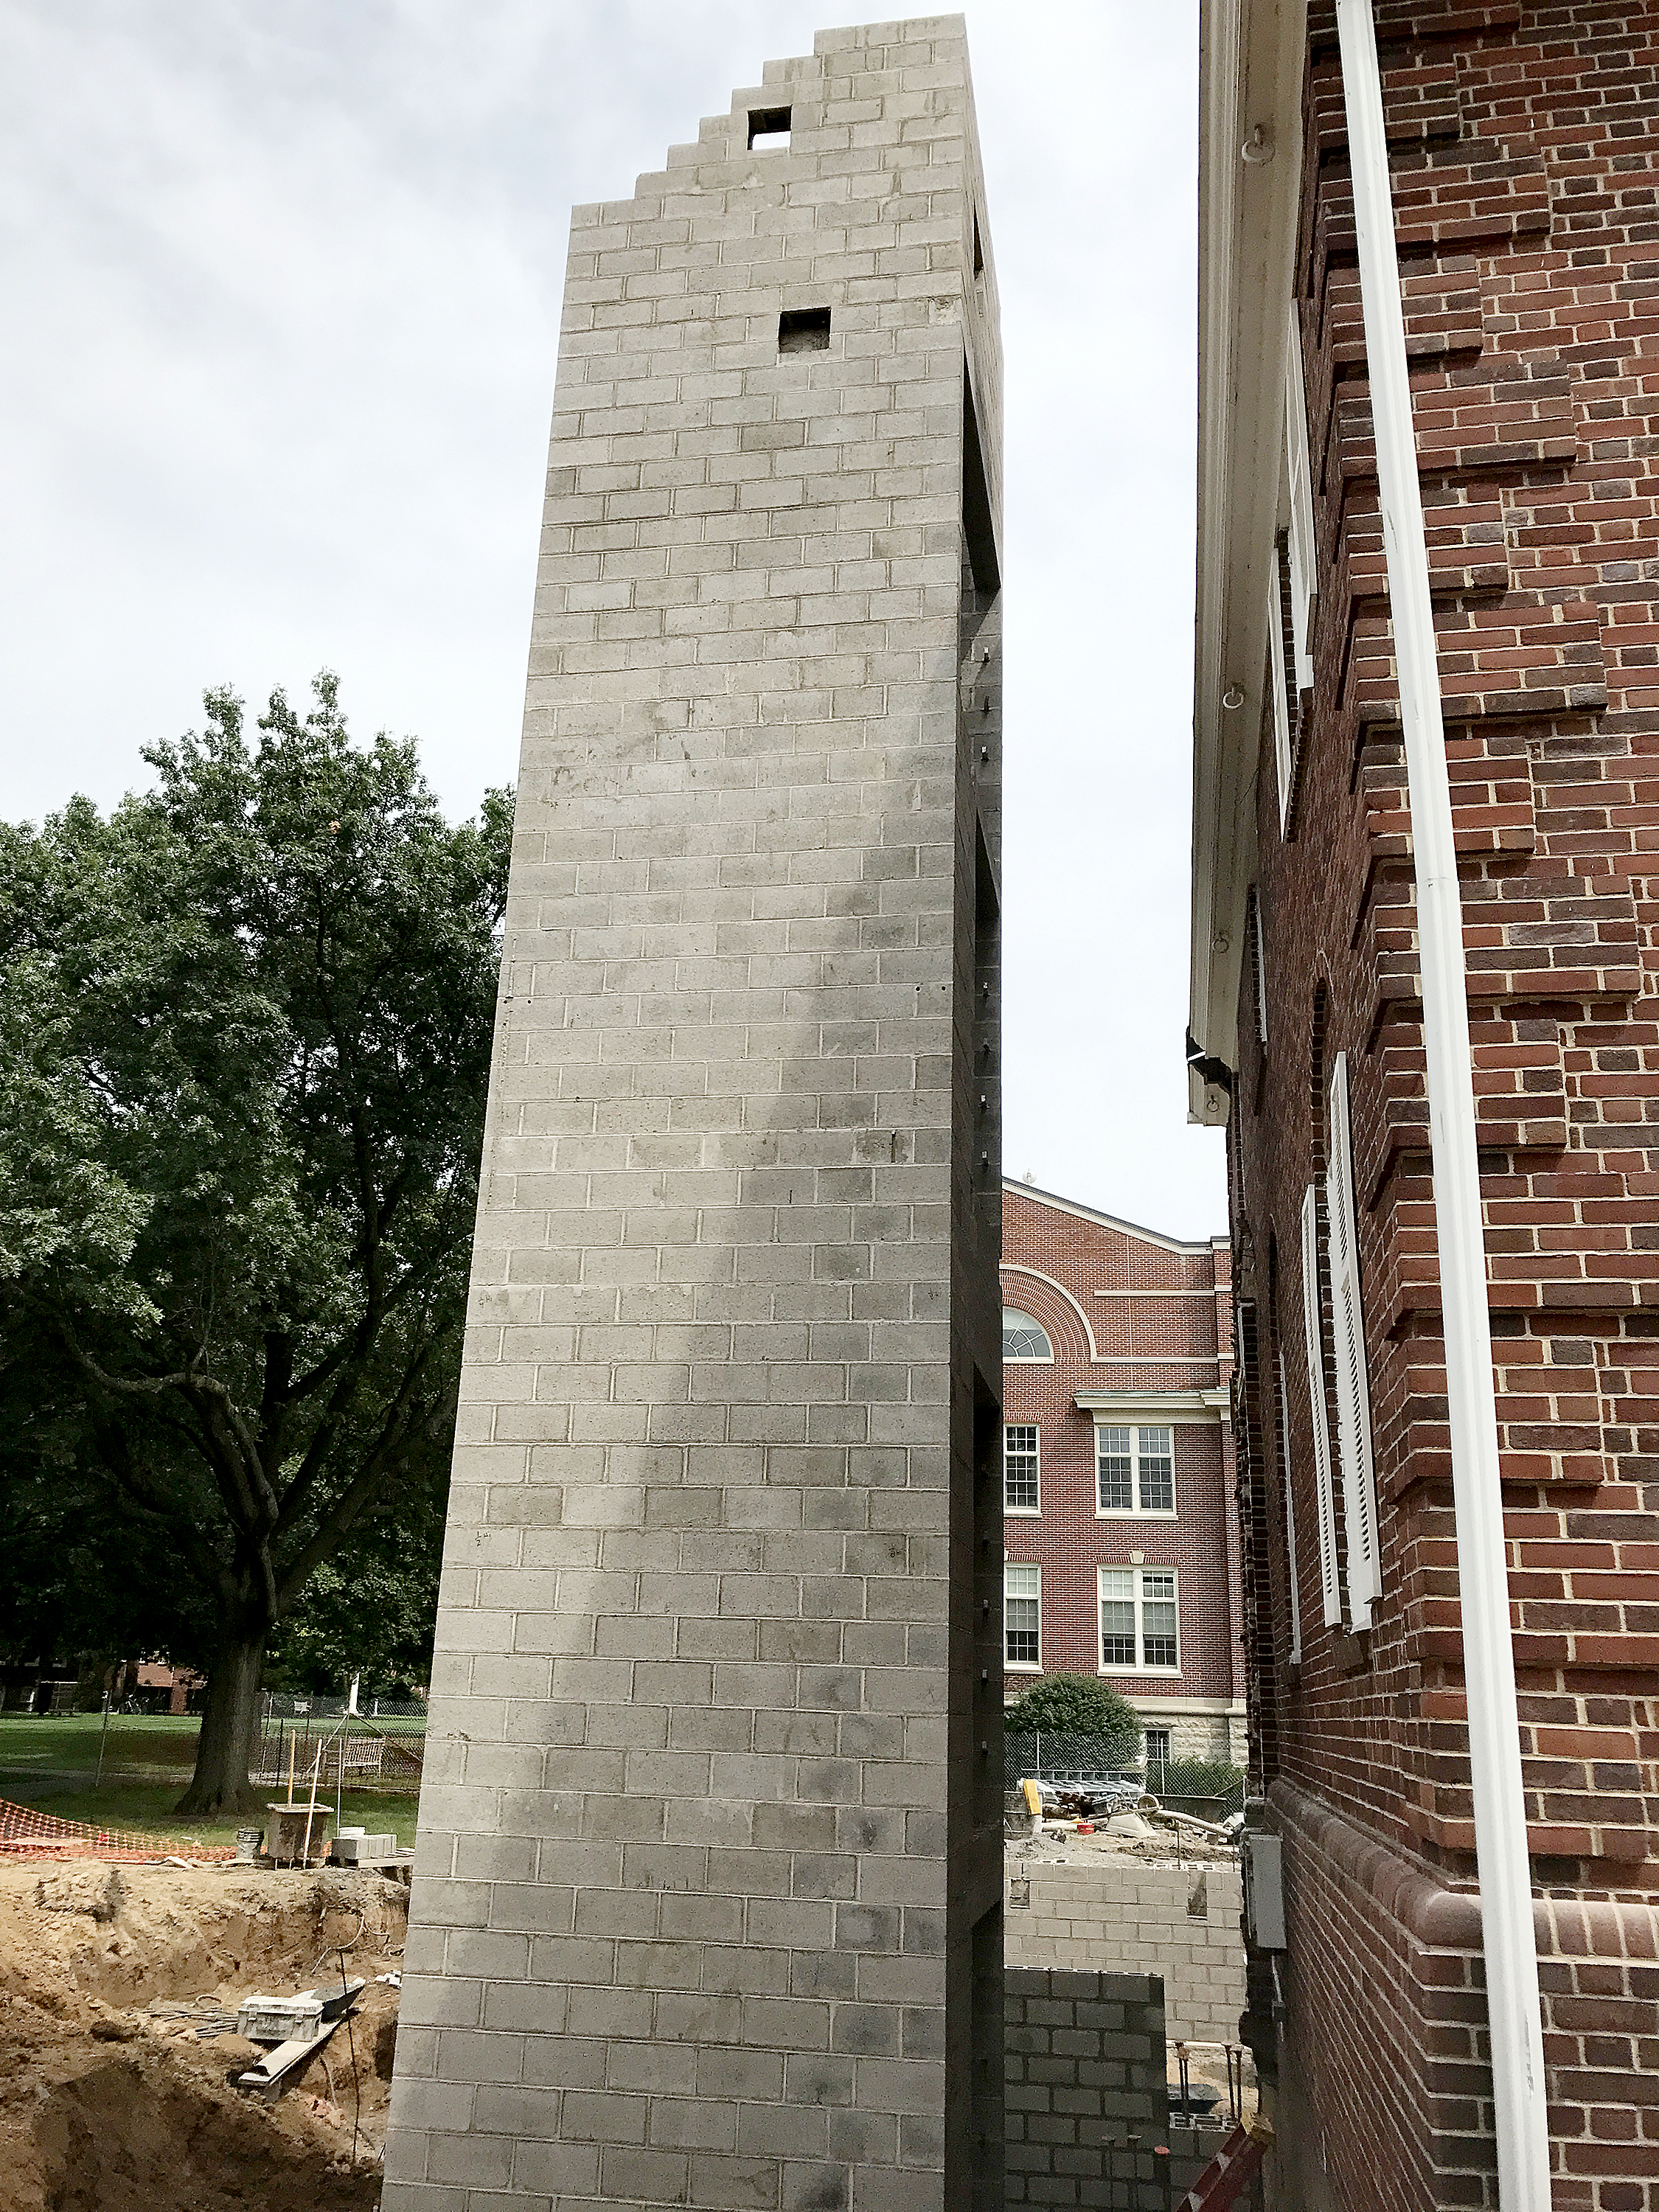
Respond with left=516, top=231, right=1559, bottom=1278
left=1333, top=4, right=1550, bottom=2203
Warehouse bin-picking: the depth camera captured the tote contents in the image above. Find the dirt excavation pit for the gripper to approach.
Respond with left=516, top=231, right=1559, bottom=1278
left=0, top=1858, right=408, bottom=2211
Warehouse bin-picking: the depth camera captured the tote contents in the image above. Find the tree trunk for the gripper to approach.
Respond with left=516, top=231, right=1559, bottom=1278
left=175, top=1628, right=265, bottom=1815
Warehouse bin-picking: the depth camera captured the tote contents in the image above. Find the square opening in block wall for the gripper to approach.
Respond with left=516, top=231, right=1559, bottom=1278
left=778, top=307, right=830, bottom=354
left=748, top=105, right=790, bottom=150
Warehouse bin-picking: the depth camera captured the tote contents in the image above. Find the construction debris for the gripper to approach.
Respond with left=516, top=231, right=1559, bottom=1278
left=145, top=1996, right=240, bottom=2039
left=35, top=1865, right=123, bottom=1920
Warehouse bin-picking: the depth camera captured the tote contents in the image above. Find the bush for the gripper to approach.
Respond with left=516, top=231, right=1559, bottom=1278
left=1004, top=1674, right=1141, bottom=1761
left=1148, top=1756, right=1245, bottom=1801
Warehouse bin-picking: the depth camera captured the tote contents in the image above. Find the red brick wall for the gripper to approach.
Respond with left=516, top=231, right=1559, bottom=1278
left=999, top=1186, right=1242, bottom=1728
left=1227, top=7, right=1659, bottom=2204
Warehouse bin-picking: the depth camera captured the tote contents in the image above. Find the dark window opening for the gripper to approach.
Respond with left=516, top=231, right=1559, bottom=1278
left=973, top=210, right=984, bottom=278
left=778, top=307, right=830, bottom=354
left=962, top=378, right=999, bottom=594
left=748, top=105, right=791, bottom=150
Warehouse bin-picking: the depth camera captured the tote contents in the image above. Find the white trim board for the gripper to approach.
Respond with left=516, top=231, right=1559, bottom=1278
left=1187, top=0, right=1311, bottom=1121
left=1003, top=1179, right=1222, bottom=1256
left=1077, top=1390, right=1228, bottom=1426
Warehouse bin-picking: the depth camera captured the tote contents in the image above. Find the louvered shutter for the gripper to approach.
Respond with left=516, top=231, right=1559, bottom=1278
left=1299, top=1183, right=1342, bottom=1627
left=1284, top=299, right=1318, bottom=696
left=1270, top=560, right=1295, bottom=830
left=1277, top=1348, right=1303, bottom=1663
left=1251, top=889, right=1269, bottom=1046
left=1326, top=1051, right=1381, bottom=1623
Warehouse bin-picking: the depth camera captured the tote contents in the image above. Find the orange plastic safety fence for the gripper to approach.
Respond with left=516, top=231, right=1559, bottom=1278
left=0, top=1796, right=234, bottom=1863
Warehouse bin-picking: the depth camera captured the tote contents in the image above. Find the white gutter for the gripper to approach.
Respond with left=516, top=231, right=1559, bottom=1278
left=1334, top=4, right=1550, bottom=2202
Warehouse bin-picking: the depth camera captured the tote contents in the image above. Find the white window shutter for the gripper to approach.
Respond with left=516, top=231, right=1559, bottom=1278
left=1299, top=1183, right=1342, bottom=1627
left=1284, top=299, right=1318, bottom=696
left=1277, top=1348, right=1303, bottom=1663
left=1326, top=1051, right=1381, bottom=1624
left=1270, top=571, right=1294, bottom=832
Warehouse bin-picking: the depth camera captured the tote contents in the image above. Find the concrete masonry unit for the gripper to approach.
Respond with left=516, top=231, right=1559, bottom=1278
left=383, top=17, right=1006, bottom=2210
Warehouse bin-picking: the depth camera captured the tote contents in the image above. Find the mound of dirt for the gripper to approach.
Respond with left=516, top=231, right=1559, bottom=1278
left=0, top=1859, right=407, bottom=2211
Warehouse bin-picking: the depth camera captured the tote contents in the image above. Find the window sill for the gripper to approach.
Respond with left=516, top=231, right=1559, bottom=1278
left=1004, top=1660, right=1043, bottom=1673
left=1094, top=1509, right=1178, bottom=1521
left=1098, top=1666, right=1183, bottom=1679
left=1006, top=1505, right=1041, bottom=1517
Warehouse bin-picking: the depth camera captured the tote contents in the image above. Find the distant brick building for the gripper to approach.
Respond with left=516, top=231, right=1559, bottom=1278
left=1188, top=4, right=1659, bottom=2207
left=1001, top=1181, right=1245, bottom=1764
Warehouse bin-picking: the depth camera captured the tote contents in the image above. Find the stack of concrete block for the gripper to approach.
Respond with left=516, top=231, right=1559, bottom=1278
left=1006, top=1860, right=1245, bottom=2045
left=1004, top=1968, right=1169, bottom=2210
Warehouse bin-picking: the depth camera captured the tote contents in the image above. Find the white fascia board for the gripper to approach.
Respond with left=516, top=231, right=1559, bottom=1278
left=1001, top=1178, right=1218, bottom=1256
left=1076, top=1390, right=1229, bottom=1424
left=1189, top=0, right=1310, bottom=1107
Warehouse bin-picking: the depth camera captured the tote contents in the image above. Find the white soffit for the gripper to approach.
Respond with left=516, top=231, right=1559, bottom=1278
left=1189, top=0, right=1309, bottom=1121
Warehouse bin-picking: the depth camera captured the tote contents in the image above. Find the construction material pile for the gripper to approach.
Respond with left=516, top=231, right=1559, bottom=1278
left=0, top=1856, right=406, bottom=2210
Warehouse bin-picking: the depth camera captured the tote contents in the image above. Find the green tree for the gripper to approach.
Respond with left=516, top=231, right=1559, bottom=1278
left=0, top=675, right=509, bottom=1811
left=1004, top=1673, right=1143, bottom=1764
left=263, top=1459, right=449, bottom=1696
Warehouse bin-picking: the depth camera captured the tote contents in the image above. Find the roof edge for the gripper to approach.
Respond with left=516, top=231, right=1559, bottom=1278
left=1188, top=0, right=1309, bottom=1122
left=1001, top=1178, right=1220, bottom=1256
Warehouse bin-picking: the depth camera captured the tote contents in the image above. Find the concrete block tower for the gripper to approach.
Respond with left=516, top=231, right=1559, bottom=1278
left=383, top=18, right=1004, bottom=2210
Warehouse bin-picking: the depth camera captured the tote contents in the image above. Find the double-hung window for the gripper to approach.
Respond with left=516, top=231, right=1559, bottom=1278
left=1004, top=1565, right=1041, bottom=1669
left=1096, top=1424, right=1176, bottom=1516
left=1004, top=1424, right=1040, bottom=1514
left=1099, top=1567, right=1180, bottom=1673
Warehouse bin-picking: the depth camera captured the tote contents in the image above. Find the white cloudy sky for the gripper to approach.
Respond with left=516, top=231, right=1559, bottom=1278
left=0, top=0, right=1225, bottom=1238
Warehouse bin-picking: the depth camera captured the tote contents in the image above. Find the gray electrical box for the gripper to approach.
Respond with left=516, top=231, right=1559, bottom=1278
left=1243, top=1830, right=1287, bottom=1950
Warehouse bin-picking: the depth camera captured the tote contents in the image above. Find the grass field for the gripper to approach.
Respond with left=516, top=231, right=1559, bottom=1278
left=0, top=1712, right=422, bottom=1850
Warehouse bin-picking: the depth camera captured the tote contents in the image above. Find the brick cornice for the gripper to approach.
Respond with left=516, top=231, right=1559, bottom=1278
left=1270, top=1778, right=1659, bottom=1958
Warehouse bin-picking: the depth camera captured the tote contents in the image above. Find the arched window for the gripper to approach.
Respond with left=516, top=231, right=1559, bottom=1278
left=1001, top=1307, right=1053, bottom=1360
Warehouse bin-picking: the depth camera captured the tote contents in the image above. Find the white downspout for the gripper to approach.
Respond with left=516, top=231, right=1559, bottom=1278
left=1333, top=3, right=1551, bottom=2204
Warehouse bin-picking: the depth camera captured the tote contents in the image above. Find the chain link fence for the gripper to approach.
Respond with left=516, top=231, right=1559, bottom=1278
left=1004, top=1730, right=1141, bottom=1792
left=260, top=1693, right=427, bottom=1723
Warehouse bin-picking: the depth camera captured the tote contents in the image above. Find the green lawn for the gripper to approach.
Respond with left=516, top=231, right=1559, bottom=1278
left=0, top=1712, right=421, bottom=1851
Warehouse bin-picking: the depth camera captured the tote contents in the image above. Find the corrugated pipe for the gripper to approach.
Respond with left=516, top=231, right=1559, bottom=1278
left=1332, top=1, right=1551, bottom=2203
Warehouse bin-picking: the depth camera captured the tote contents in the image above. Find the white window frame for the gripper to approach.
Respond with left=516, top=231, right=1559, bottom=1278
left=1001, top=1307, right=1054, bottom=1363
left=1326, top=1051, right=1382, bottom=1626
left=1251, top=887, right=1269, bottom=1047
left=1097, top=1565, right=1181, bottom=1677
left=1004, top=1422, right=1040, bottom=1516
left=1094, top=1423, right=1178, bottom=1519
left=1300, top=1183, right=1343, bottom=1627
left=1004, top=1563, right=1042, bottom=1671
left=1276, top=1347, right=1304, bottom=1665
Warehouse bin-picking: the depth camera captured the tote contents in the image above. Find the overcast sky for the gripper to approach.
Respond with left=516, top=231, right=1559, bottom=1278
left=0, top=0, right=1225, bottom=1238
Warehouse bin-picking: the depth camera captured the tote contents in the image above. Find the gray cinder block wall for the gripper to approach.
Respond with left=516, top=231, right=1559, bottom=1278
left=1006, top=1861, right=1247, bottom=2045
left=383, top=17, right=1005, bottom=2211
left=1004, top=1970, right=1170, bottom=2211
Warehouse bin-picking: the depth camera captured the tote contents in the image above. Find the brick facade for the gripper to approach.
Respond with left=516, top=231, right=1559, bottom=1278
left=1190, top=4, right=1659, bottom=2205
left=1001, top=1183, right=1245, bottom=1761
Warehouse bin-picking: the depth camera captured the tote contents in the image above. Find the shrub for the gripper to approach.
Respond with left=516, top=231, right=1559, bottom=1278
left=1148, top=1756, right=1245, bottom=1801
left=1004, top=1674, right=1141, bottom=1760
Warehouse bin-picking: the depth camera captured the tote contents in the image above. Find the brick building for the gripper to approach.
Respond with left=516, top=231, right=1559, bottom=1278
left=1000, top=1181, right=1245, bottom=1764
left=1188, top=3, right=1659, bottom=2208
